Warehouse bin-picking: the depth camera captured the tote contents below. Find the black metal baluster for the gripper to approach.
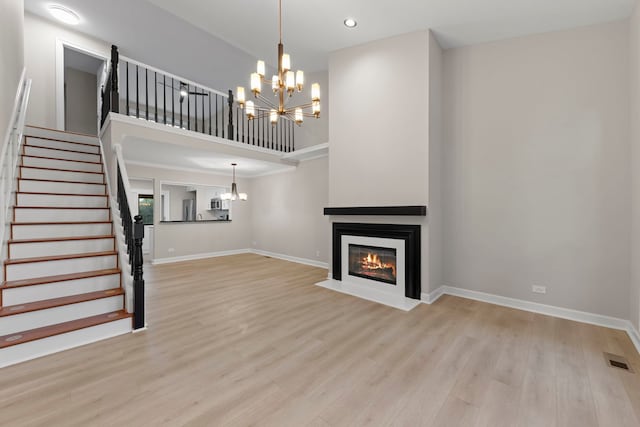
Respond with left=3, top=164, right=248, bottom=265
left=136, top=65, right=139, bottom=118
left=201, top=89, right=205, bottom=134
left=179, top=82, right=183, bottom=129
left=215, top=95, right=219, bottom=136
left=154, top=72, right=158, bottom=123
left=187, top=84, right=191, bottom=130
left=292, top=121, right=295, bottom=151
left=194, top=88, right=198, bottom=133
left=171, top=78, right=175, bottom=127
left=145, top=68, right=148, bottom=121
left=236, top=107, right=240, bottom=142
left=163, top=75, right=166, bottom=124
left=126, top=62, right=129, bottom=116
left=208, top=92, right=212, bottom=135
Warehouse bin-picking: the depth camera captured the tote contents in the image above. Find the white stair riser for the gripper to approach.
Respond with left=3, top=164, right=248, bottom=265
left=9, top=238, right=115, bottom=259
left=17, top=193, right=108, bottom=208
left=0, top=317, right=130, bottom=369
left=0, top=295, right=124, bottom=337
left=24, top=127, right=99, bottom=146
left=12, top=223, right=112, bottom=239
left=20, top=167, right=104, bottom=184
left=5, top=254, right=117, bottom=281
left=2, top=274, right=121, bottom=305
left=22, top=156, right=102, bottom=173
left=19, top=180, right=106, bottom=195
left=25, top=137, right=100, bottom=154
left=14, top=208, right=110, bottom=222
left=24, top=146, right=101, bottom=163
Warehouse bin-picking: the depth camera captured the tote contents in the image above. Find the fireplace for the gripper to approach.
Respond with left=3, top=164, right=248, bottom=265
left=327, top=222, right=421, bottom=302
left=348, top=244, right=397, bottom=285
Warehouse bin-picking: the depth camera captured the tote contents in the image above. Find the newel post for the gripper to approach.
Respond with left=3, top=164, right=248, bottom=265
left=110, top=45, right=120, bottom=114
left=227, top=89, right=234, bottom=140
left=133, top=215, right=145, bottom=330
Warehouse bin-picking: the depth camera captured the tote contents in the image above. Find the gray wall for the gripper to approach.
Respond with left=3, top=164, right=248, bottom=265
left=443, top=21, right=631, bottom=319
left=250, top=156, right=329, bottom=263
left=125, top=164, right=252, bottom=261
left=64, top=67, right=97, bottom=135
left=428, top=32, right=444, bottom=295
left=24, top=13, right=109, bottom=129
left=630, top=4, right=640, bottom=331
left=0, top=0, right=24, bottom=149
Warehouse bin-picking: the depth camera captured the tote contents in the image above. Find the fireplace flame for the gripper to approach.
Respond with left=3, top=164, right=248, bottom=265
left=362, top=252, right=395, bottom=275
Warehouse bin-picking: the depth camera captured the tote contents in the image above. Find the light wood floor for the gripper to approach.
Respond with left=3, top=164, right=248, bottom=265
left=1, top=253, right=640, bottom=426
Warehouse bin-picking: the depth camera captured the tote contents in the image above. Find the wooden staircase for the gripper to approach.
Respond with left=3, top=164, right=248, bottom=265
left=0, top=126, right=132, bottom=368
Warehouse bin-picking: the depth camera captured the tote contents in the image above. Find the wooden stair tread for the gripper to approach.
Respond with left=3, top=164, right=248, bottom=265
left=21, top=154, right=102, bottom=165
left=18, top=178, right=106, bottom=185
left=20, top=165, right=104, bottom=175
left=5, top=250, right=117, bottom=265
left=0, top=288, right=124, bottom=317
left=9, top=234, right=115, bottom=244
left=2, top=268, right=121, bottom=289
left=0, top=310, right=131, bottom=349
left=11, top=220, right=112, bottom=226
left=17, top=191, right=107, bottom=197
left=13, top=206, right=109, bottom=210
left=24, top=144, right=101, bottom=156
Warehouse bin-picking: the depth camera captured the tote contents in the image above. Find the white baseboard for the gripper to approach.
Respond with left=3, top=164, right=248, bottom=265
left=150, top=248, right=329, bottom=269
left=421, top=287, right=445, bottom=304
left=151, top=249, right=250, bottom=265
left=423, top=285, right=640, bottom=354
left=250, top=249, right=329, bottom=269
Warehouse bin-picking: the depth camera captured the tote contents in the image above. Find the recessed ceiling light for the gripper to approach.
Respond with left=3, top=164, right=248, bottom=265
left=344, top=18, right=357, bottom=28
left=47, top=4, right=80, bottom=25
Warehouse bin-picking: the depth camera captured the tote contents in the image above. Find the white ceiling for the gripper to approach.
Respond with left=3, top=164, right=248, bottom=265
left=122, top=138, right=295, bottom=177
left=146, top=0, right=636, bottom=71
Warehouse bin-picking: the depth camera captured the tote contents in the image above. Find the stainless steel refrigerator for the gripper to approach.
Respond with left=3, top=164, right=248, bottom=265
left=182, top=199, right=196, bottom=221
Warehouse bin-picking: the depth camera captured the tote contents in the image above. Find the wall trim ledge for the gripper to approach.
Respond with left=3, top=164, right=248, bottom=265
left=422, top=285, right=640, bottom=355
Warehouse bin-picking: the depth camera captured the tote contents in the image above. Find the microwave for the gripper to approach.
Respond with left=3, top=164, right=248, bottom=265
left=211, top=198, right=222, bottom=209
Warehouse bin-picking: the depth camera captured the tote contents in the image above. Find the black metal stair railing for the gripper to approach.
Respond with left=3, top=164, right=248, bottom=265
left=101, top=45, right=295, bottom=152
left=117, top=163, right=145, bottom=330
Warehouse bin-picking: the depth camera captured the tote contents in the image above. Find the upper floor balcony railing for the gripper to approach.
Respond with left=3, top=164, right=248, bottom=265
left=100, top=45, right=296, bottom=153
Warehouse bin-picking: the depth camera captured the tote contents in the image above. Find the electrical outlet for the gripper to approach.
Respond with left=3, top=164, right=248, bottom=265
left=168, top=248, right=175, bottom=253
left=532, top=285, right=546, bottom=294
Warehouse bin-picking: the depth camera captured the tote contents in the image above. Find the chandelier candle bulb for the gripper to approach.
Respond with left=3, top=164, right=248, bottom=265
left=295, top=108, right=303, bottom=124
left=296, top=70, right=304, bottom=91
left=270, top=109, right=278, bottom=125
left=236, top=86, right=246, bottom=106
left=311, top=83, right=321, bottom=101
left=281, top=54, right=291, bottom=71
left=256, top=60, right=265, bottom=77
left=286, top=71, right=295, bottom=93
left=250, top=73, right=261, bottom=95
left=272, top=75, right=279, bottom=92
left=246, top=101, right=255, bottom=119
left=312, top=100, right=320, bottom=118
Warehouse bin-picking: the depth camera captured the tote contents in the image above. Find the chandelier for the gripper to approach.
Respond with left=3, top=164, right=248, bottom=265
left=236, top=0, right=320, bottom=125
left=221, top=163, right=247, bottom=201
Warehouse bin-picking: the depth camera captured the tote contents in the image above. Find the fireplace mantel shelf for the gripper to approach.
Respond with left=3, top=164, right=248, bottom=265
left=323, top=206, right=427, bottom=216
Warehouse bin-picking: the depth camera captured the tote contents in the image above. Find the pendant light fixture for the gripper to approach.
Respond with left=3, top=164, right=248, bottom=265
left=221, top=163, right=247, bottom=201
left=235, top=0, right=320, bottom=126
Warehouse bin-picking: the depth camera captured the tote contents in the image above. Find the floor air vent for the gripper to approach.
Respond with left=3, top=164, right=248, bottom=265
left=604, top=352, right=634, bottom=373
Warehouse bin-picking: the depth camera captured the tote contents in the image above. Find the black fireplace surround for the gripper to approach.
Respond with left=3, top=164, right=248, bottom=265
left=332, top=223, right=421, bottom=299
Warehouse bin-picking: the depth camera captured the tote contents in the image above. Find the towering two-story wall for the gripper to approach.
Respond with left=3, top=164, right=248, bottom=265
left=0, top=0, right=24, bottom=150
